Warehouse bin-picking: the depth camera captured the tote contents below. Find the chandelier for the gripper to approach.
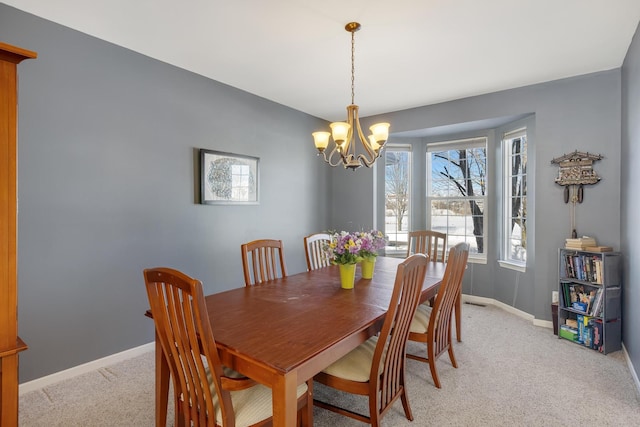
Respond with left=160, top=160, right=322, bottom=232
left=312, top=22, right=390, bottom=170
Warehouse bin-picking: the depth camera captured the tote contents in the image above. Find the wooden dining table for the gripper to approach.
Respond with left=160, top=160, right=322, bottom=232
left=147, top=256, right=446, bottom=427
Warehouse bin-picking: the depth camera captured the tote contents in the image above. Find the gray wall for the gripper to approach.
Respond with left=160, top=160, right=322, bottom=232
left=621, top=21, right=640, bottom=382
left=335, top=71, right=623, bottom=327
left=1, top=5, right=330, bottom=382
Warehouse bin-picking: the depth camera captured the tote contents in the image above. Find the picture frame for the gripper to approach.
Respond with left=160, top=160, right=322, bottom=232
left=199, top=149, right=259, bottom=205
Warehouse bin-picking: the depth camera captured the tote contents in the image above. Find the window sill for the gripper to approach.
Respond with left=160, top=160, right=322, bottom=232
left=498, top=260, right=526, bottom=272
left=468, top=257, right=487, bottom=265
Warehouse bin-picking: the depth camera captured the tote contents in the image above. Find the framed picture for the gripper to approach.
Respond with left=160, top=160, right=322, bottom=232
left=200, top=149, right=259, bottom=205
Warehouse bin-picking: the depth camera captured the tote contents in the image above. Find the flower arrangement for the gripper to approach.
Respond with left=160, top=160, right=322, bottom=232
left=324, top=230, right=387, bottom=265
left=357, top=230, right=387, bottom=260
left=325, top=231, right=363, bottom=265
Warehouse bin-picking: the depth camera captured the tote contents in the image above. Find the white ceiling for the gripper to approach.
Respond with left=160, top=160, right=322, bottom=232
left=4, top=0, right=640, bottom=122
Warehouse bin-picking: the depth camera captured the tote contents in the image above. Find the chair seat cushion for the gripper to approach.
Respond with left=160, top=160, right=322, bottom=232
left=207, top=367, right=308, bottom=426
left=321, top=336, right=378, bottom=382
left=410, top=303, right=433, bottom=334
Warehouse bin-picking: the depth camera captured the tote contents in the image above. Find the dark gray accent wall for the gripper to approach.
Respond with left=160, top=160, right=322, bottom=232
left=621, top=21, right=640, bottom=382
left=1, top=5, right=329, bottom=382
left=336, top=71, right=622, bottom=328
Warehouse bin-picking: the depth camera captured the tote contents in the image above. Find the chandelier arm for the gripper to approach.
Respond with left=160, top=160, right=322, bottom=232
left=322, top=146, right=347, bottom=167
left=352, top=107, right=377, bottom=163
left=357, top=152, right=381, bottom=168
left=341, top=106, right=356, bottom=163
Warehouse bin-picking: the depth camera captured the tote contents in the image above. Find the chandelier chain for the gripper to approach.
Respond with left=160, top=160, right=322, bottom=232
left=351, top=29, right=355, bottom=105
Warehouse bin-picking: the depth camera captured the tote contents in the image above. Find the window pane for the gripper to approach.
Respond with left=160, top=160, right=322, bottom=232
left=502, top=134, right=527, bottom=265
left=427, top=138, right=487, bottom=260
left=385, top=148, right=411, bottom=257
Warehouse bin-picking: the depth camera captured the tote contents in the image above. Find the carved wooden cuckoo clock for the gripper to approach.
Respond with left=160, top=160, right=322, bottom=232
left=551, top=150, right=603, bottom=237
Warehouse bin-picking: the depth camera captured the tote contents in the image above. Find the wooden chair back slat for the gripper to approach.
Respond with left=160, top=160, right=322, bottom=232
left=406, top=230, right=447, bottom=262
left=304, top=233, right=332, bottom=271
left=241, top=239, right=287, bottom=286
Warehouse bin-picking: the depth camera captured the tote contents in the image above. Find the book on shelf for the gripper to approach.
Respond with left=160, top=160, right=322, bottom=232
left=565, top=236, right=597, bottom=250
left=560, top=281, right=571, bottom=307
left=585, top=288, right=597, bottom=314
left=577, top=314, right=592, bottom=344
left=562, top=282, right=578, bottom=307
left=563, top=254, right=575, bottom=278
left=590, top=318, right=604, bottom=352
left=583, top=323, right=593, bottom=348
left=565, top=319, right=578, bottom=328
left=594, top=260, right=602, bottom=285
left=589, top=288, right=603, bottom=316
left=561, top=251, right=603, bottom=283
left=593, top=289, right=605, bottom=317
left=559, top=324, right=579, bottom=341
left=585, top=245, right=613, bottom=252
left=560, top=282, right=580, bottom=308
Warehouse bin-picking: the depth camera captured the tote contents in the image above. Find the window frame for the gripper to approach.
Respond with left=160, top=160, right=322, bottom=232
left=426, top=137, right=488, bottom=263
left=499, top=128, right=527, bottom=271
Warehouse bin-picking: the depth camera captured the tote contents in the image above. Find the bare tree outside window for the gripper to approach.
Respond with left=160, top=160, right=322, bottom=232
left=429, top=140, right=487, bottom=258
left=384, top=149, right=411, bottom=255
left=505, top=135, right=527, bottom=262
left=385, top=151, right=410, bottom=231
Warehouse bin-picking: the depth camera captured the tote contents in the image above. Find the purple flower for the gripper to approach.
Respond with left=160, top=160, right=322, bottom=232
left=323, top=229, right=388, bottom=264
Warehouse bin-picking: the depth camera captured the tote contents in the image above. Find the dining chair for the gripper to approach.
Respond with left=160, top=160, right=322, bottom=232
left=406, top=242, right=469, bottom=389
left=143, top=267, right=312, bottom=427
left=406, top=230, right=447, bottom=262
left=406, top=230, right=462, bottom=342
left=240, top=239, right=287, bottom=286
left=303, top=232, right=331, bottom=271
left=313, top=253, right=429, bottom=427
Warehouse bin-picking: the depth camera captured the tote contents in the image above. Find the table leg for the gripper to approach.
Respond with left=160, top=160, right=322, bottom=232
left=272, top=374, right=298, bottom=427
left=155, top=332, right=169, bottom=427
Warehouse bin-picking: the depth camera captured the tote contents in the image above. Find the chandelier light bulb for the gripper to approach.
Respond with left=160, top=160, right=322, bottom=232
left=370, top=123, right=390, bottom=144
left=330, top=122, right=350, bottom=144
left=312, top=132, right=330, bottom=152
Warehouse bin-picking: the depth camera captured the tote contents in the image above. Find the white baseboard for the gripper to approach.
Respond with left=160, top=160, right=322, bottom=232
left=19, top=342, right=154, bottom=395
left=622, top=343, right=640, bottom=395
left=532, top=318, right=554, bottom=329
left=462, top=294, right=553, bottom=329
left=461, top=294, right=550, bottom=324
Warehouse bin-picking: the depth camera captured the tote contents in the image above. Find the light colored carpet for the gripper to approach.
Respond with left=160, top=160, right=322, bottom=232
left=19, top=303, right=640, bottom=426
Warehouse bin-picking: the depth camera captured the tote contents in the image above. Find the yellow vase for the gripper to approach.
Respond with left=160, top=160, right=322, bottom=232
left=339, top=263, right=356, bottom=289
left=361, top=257, right=376, bottom=279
